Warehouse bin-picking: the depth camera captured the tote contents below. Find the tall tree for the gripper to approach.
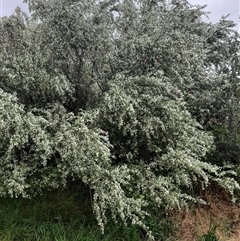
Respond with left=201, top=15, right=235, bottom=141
left=0, top=0, right=239, bottom=238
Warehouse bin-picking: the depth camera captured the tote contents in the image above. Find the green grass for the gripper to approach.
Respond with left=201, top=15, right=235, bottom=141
left=200, top=231, right=218, bottom=241
left=0, top=185, right=176, bottom=241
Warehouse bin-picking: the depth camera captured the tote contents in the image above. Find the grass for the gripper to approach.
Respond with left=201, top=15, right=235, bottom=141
left=0, top=184, right=176, bottom=241
left=199, top=223, right=219, bottom=241
left=2, top=182, right=238, bottom=241
left=0, top=188, right=100, bottom=241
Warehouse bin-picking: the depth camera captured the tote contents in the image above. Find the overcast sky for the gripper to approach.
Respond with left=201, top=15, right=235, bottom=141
left=0, top=0, right=239, bottom=30
left=190, top=0, right=239, bottom=30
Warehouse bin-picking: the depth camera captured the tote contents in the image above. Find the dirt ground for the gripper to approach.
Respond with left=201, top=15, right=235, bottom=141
left=174, top=184, right=240, bottom=241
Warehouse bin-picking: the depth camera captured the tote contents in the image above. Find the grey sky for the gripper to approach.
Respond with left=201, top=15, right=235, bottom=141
left=0, top=0, right=239, bottom=30
left=189, top=0, right=239, bottom=31
left=1, top=0, right=29, bottom=17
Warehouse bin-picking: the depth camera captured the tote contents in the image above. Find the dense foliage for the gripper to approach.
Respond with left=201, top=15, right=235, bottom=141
left=0, top=0, right=239, bottom=238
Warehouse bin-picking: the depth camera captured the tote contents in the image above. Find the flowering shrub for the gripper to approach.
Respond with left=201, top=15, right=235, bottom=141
left=93, top=74, right=239, bottom=236
left=0, top=0, right=239, bottom=238
left=0, top=89, right=112, bottom=197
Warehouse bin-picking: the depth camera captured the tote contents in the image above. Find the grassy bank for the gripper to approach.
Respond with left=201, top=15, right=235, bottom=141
left=0, top=185, right=175, bottom=241
left=0, top=183, right=239, bottom=241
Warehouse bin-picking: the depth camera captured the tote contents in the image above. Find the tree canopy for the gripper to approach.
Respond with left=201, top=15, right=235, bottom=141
left=0, top=0, right=240, bottom=238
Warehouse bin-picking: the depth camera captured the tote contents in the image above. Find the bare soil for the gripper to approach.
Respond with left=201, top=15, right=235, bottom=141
left=174, top=184, right=240, bottom=241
